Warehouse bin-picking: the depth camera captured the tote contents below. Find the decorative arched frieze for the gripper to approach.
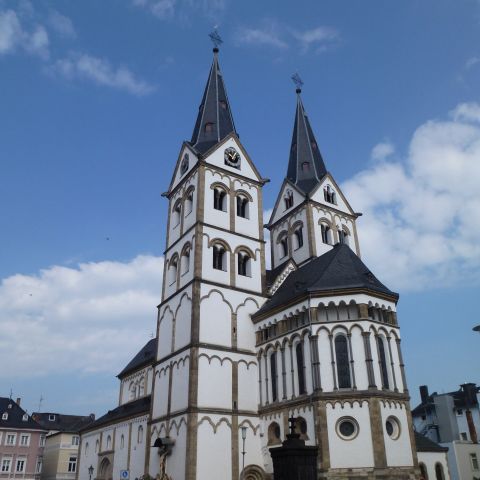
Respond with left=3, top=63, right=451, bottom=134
left=197, top=416, right=232, bottom=433
left=198, top=353, right=235, bottom=366
left=238, top=419, right=260, bottom=435
left=199, top=289, right=234, bottom=313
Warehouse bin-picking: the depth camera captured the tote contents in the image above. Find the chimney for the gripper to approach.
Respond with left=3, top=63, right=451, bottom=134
left=420, top=385, right=429, bottom=404
left=16, top=397, right=21, bottom=406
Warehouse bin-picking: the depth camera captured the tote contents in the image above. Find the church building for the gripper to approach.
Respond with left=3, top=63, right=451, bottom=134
left=78, top=42, right=421, bottom=480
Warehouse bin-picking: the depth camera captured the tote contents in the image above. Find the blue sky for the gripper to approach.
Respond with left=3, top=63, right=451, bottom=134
left=1, top=0, right=480, bottom=416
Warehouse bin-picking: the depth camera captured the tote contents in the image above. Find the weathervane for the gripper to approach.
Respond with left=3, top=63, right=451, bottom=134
left=291, top=72, right=304, bottom=92
left=209, top=28, right=223, bottom=50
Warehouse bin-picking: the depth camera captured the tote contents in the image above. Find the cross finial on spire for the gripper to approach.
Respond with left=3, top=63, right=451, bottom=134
left=209, top=28, right=223, bottom=52
left=291, top=72, right=304, bottom=93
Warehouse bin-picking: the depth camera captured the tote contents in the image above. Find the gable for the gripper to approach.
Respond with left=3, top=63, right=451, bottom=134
left=310, top=173, right=355, bottom=215
left=201, top=134, right=262, bottom=183
left=168, top=143, right=199, bottom=193
left=268, top=179, right=306, bottom=226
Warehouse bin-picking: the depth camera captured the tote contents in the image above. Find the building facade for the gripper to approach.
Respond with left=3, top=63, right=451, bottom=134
left=412, top=384, right=480, bottom=480
left=0, top=398, right=47, bottom=480
left=32, top=412, right=94, bottom=480
left=78, top=43, right=422, bottom=480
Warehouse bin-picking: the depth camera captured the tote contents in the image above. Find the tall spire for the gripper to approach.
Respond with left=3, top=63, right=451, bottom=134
left=286, top=82, right=327, bottom=194
left=190, top=39, right=236, bottom=154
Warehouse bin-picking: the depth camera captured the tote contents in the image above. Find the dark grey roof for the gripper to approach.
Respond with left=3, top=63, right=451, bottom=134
left=117, top=338, right=157, bottom=378
left=286, top=91, right=327, bottom=194
left=266, top=260, right=297, bottom=289
left=415, top=432, right=448, bottom=452
left=81, top=396, right=151, bottom=432
left=254, top=244, right=398, bottom=318
left=190, top=48, right=236, bottom=154
left=31, top=412, right=95, bottom=433
left=0, top=397, right=46, bottom=431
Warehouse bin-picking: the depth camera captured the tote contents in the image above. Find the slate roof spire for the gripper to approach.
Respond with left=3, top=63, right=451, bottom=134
left=286, top=85, right=327, bottom=194
left=190, top=45, right=236, bottom=154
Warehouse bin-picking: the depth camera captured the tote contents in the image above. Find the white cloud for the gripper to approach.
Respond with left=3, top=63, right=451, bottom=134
left=236, top=22, right=287, bottom=49
left=48, top=10, right=76, bottom=38
left=0, top=8, right=49, bottom=58
left=132, top=0, right=225, bottom=21
left=371, top=141, right=395, bottom=161
left=133, top=0, right=176, bottom=19
left=0, top=255, right=163, bottom=378
left=465, top=56, right=480, bottom=69
left=343, top=102, right=480, bottom=291
left=49, top=53, right=156, bottom=96
left=291, top=26, right=339, bottom=53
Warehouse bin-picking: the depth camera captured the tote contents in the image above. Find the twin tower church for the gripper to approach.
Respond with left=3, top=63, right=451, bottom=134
left=78, top=44, right=420, bottom=480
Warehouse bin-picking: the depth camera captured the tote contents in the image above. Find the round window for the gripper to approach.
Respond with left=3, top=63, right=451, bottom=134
left=336, top=417, right=359, bottom=440
left=385, top=416, right=401, bottom=440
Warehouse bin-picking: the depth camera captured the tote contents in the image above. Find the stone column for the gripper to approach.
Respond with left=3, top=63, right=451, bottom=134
left=309, top=335, right=321, bottom=391
left=386, top=336, right=398, bottom=392
left=369, top=398, right=387, bottom=468
left=396, top=338, right=408, bottom=393
left=289, top=343, right=296, bottom=398
left=346, top=333, right=357, bottom=390
left=328, top=334, right=337, bottom=390
left=280, top=347, right=287, bottom=400
left=362, top=332, right=377, bottom=388
left=264, top=352, right=269, bottom=404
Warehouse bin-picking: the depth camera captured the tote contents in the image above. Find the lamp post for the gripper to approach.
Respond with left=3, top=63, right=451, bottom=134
left=88, top=465, right=94, bottom=480
left=240, top=426, right=247, bottom=478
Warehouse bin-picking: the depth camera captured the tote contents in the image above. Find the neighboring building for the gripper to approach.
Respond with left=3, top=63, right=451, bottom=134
left=415, top=432, right=450, bottom=480
left=412, top=383, right=480, bottom=480
left=78, top=42, right=421, bottom=480
left=78, top=338, right=156, bottom=480
left=0, top=397, right=47, bottom=480
left=31, top=412, right=94, bottom=480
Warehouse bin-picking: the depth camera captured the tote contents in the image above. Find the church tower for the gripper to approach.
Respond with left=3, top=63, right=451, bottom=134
left=149, top=45, right=268, bottom=480
left=254, top=86, right=419, bottom=479
left=267, top=86, right=361, bottom=273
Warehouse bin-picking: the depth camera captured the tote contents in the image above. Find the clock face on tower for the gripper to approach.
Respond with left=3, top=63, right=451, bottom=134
left=224, top=147, right=241, bottom=169
left=180, top=153, right=189, bottom=175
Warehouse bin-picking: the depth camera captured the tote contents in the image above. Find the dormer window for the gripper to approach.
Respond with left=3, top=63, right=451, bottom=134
left=236, top=195, right=249, bottom=218
left=204, top=122, right=214, bottom=133
left=302, top=162, right=310, bottom=172
left=237, top=251, right=251, bottom=277
left=214, top=188, right=227, bottom=211
left=324, top=185, right=337, bottom=204
left=219, top=100, right=227, bottom=110
left=213, top=244, right=227, bottom=271
left=284, top=190, right=293, bottom=210
left=2, top=413, right=8, bottom=420
left=49, top=414, right=56, bottom=421
left=22, top=414, right=28, bottom=421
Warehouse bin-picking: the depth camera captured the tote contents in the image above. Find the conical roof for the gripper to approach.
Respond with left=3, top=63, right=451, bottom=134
left=255, top=244, right=398, bottom=317
left=190, top=48, right=236, bottom=154
left=286, top=90, right=327, bottom=194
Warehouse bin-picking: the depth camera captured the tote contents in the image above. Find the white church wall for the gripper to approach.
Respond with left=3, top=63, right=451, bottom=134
left=238, top=361, right=259, bottom=411
left=169, top=145, right=198, bottom=194
left=238, top=417, right=263, bottom=475
left=153, top=365, right=169, bottom=418
left=199, top=289, right=232, bottom=347
left=269, top=182, right=305, bottom=226
left=173, top=293, right=192, bottom=351
left=310, top=175, right=353, bottom=215
left=236, top=297, right=263, bottom=351
left=318, top=327, right=335, bottom=391
left=204, top=170, right=231, bottom=231
left=196, top=415, right=232, bottom=480
left=112, top=423, right=129, bottom=477
left=157, top=308, right=174, bottom=359
left=232, top=178, right=260, bottom=238
left=380, top=402, right=414, bottom=466
left=197, top=352, right=232, bottom=409
left=350, top=324, right=369, bottom=390
left=78, top=432, right=100, bottom=480
left=418, top=451, right=451, bottom=480
left=170, top=355, right=190, bottom=413
left=204, top=137, right=260, bottom=182
left=326, top=401, right=375, bottom=469
left=128, top=418, right=148, bottom=479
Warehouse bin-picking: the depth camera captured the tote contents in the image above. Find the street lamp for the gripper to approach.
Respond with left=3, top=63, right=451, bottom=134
left=240, top=426, right=247, bottom=478
left=88, top=465, right=94, bottom=480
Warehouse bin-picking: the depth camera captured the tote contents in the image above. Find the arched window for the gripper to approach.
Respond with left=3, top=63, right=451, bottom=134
left=278, top=234, right=288, bottom=258
left=213, top=244, right=227, bottom=271
left=293, top=227, right=304, bottom=250
left=181, top=245, right=191, bottom=275
left=270, top=352, right=278, bottom=402
left=321, top=223, right=332, bottom=244
left=168, top=256, right=178, bottom=285
left=335, top=335, right=351, bottom=389
left=237, top=251, right=251, bottom=277
left=338, top=228, right=349, bottom=245
left=120, top=435, right=124, bottom=449
left=294, top=416, right=309, bottom=441
left=284, top=190, right=293, bottom=210
left=419, top=463, right=428, bottom=480
left=84, top=442, right=89, bottom=455
left=377, top=336, right=390, bottom=389
left=172, top=200, right=182, bottom=228
left=185, top=190, right=194, bottom=216
left=213, top=188, right=227, bottom=211
left=296, top=342, right=306, bottom=395
left=95, top=439, right=99, bottom=453
left=137, top=426, right=143, bottom=444
left=435, top=463, right=444, bottom=480
left=129, top=382, right=136, bottom=400
left=236, top=195, right=249, bottom=218
left=138, top=377, right=145, bottom=397
left=106, top=435, right=111, bottom=450
left=267, top=422, right=281, bottom=446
